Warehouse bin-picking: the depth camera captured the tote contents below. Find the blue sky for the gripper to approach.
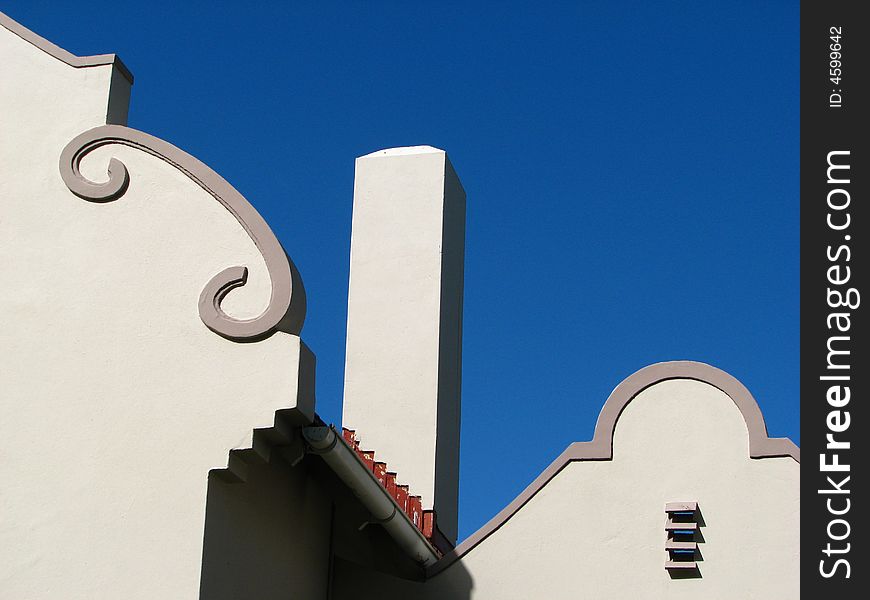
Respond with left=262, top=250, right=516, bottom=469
left=4, top=1, right=799, bottom=541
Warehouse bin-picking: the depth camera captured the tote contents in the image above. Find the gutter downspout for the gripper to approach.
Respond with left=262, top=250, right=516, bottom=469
left=302, top=426, right=440, bottom=568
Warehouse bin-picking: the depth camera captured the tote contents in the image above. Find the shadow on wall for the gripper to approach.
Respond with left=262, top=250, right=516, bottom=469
left=198, top=451, right=473, bottom=600
left=199, top=458, right=333, bottom=600
left=331, top=554, right=474, bottom=600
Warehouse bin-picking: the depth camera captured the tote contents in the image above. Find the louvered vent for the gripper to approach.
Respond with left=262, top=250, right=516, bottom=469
left=665, top=501, right=701, bottom=571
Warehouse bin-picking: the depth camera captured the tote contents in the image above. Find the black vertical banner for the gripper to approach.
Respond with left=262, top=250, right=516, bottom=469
left=801, top=0, right=867, bottom=596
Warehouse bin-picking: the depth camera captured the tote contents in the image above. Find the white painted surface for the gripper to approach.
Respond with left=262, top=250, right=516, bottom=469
left=2, top=17, right=799, bottom=600
left=335, top=378, right=799, bottom=599
left=200, top=461, right=332, bottom=600
left=445, top=379, right=799, bottom=599
left=342, top=147, right=465, bottom=543
left=1, top=24, right=311, bottom=599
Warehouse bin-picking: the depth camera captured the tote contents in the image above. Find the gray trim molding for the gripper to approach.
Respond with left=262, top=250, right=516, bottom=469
left=0, top=11, right=133, bottom=83
left=59, top=125, right=306, bottom=341
left=427, top=360, right=800, bottom=578
left=5, top=11, right=302, bottom=341
left=587, top=361, right=800, bottom=462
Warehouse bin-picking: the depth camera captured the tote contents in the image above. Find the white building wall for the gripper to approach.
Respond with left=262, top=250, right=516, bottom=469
left=335, top=377, right=799, bottom=600
left=1, top=15, right=799, bottom=600
left=343, top=147, right=465, bottom=543
left=1, top=19, right=316, bottom=600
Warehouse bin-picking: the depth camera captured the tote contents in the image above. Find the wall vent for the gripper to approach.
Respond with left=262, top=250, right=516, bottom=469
left=665, top=501, right=701, bottom=572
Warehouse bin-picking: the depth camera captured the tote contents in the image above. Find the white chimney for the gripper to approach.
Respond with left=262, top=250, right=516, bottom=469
left=342, top=146, right=465, bottom=545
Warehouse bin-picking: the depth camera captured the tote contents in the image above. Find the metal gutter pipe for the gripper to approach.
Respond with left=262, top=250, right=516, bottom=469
left=302, top=426, right=440, bottom=568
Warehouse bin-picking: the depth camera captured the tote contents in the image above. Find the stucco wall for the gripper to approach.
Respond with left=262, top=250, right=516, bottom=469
left=200, top=460, right=332, bottom=600
left=1, top=16, right=799, bottom=600
left=334, top=376, right=799, bottom=599
left=342, top=148, right=465, bottom=543
left=1, top=20, right=315, bottom=599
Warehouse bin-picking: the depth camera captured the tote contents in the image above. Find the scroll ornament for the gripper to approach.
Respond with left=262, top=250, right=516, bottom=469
left=59, top=125, right=305, bottom=341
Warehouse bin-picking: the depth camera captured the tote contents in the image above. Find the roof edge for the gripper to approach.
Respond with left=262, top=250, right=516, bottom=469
left=0, top=10, right=133, bottom=84
left=427, top=360, right=799, bottom=578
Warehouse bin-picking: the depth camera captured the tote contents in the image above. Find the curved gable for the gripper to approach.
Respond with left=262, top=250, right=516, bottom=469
left=431, top=361, right=799, bottom=578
